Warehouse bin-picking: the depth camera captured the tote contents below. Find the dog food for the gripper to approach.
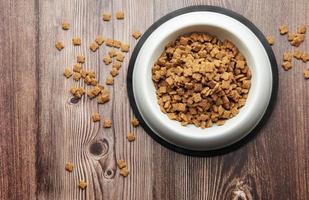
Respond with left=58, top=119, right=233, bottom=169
left=65, top=162, right=74, bottom=172
left=72, top=37, right=81, bottom=46
left=92, top=113, right=101, bottom=122
left=127, top=132, right=135, bottom=142
left=132, top=31, right=141, bottom=39
left=103, top=119, right=112, bottom=128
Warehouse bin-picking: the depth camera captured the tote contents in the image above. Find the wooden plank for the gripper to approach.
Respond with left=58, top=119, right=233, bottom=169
left=0, top=0, right=38, bottom=199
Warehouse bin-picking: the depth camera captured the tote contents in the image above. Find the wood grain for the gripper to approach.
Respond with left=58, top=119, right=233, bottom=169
left=1, top=0, right=309, bottom=199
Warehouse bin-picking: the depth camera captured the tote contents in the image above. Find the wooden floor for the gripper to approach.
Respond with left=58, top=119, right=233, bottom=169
left=0, top=0, right=308, bottom=199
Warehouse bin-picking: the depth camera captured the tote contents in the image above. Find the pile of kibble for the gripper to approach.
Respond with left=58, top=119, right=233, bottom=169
left=57, top=11, right=141, bottom=190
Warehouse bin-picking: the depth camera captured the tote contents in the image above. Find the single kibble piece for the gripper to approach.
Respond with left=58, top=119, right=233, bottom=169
left=55, top=41, right=64, bottom=51
left=106, top=75, right=114, bottom=85
left=294, top=50, right=303, bottom=59
left=87, top=85, right=103, bottom=98
left=105, top=38, right=114, bottom=46
left=120, top=167, right=129, bottom=177
left=132, top=31, right=142, bottom=39
left=108, top=49, right=117, bottom=57
left=73, top=63, right=82, bottom=73
left=110, top=67, right=119, bottom=77
left=62, top=22, right=70, bottom=30
left=97, top=89, right=110, bottom=104
left=92, top=113, right=101, bottom=122
left=80, top=69, right=87, bottom=78
left=117, top=160, right=127, bottom=169
left=279, top=25, right=288, bottom=35
left=102, top=13, right=111, bottom=21
left=116, top=52, right=124, bottom=62
left=116, top=11, right=125, bottom=19
left=113, top=40, right=122, bottom=48
left=87, top=70, right=96, bottom=78
left=72, top=37, right=81, bottom=46
left=127, top=132, right=135, bottom=142
left=304, top=69, right=309, bottom=79
left=288, top=33, right=296, bottom=41
left=113, top=61, right=122, bottom=70
left=103, top=55, right=112, bottom=65
left=266, top=36, right=275, bottom=45
left=63, top=68, right=73, bottom=78
left=65, top=162, right=74, bottom=172
left=283, top=52, right=292, bottom=62
left=78, top=180, right=87, bottom=190
left=70, top=86, right=85, bottom=99
left=301, top=53, right=309, bottom=63
left=73, top=72, right=82, bottom=81
left=131, top=118, right=139, bottom=127
left=103, top=119, right=112, bottom=128
left=297, top=25, right=306, bottom=34
left=95, top=36, right=105, bottom=45
left=77, top=55, right=85, bottom=63
left=120, top=43, right=130, bottom=52
left=291, top=34, right=305, bottom=47
left=90, top=78, right=98, bottom=86
left=90, top=42, right=99, bottom=52
left=282, top=61, right=292, bottom=71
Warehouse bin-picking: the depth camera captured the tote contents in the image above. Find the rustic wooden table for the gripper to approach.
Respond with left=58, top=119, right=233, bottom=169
left=1, top=0, right=308, bottom=199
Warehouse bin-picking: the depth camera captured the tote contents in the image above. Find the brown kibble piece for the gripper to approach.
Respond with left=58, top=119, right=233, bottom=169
left=120, top=43, right=130, bottom=52
left=132, top=31, right=141, bottom=39
left=92, top=113, right=101, bottom=122
left=73, top=63, right=82, bottom=73
left=116, top=52, right=125, bottom=62
left=77, top=55, right=85, bottom=63
left=103, top=119, right=112, bottom=128
left=108, top=49, right=117, bottom=57
left=282, top=61, right=292, bottom=71
left=62, top=22, right=70, bottom=30
left=297, top=25, right=306, bottom=34
left=110, top=67, right=119, bottom=77
left=105, top=38, right=114, bottom=47
left=304, top=69, right=309, bottom=79
left=294, top=50, right=303, bottom=60
left=72, top=37, right=81, bottom=46
left=291, top=34, right=305, bottom=47
left=78, top=180, right=87, bottom=190
left=63, top=68, right=73, bottom=78
left=131, top=118, right=139, bottom=127
left=87, top=85, right=103, bottom=98
left=279, top=25, right=288, bottom=35
left=97, top=89, right=110, bottom=104
left=120, top=167, right=129, bottom=177
left=65, top=162, right=74, bottom=172
left=116, top=11, right=124, bottom=19
left=113, top=40, right=122, bottom=48
left=301, top=53, right=309, bottom=63
left=55, top=41, right=64, bottom=51
left=103, top=55, right=112, bottom=65
left=283, top=52, right=292, bottom=62
left=95, top=36, right=105, bottom=45
left=117, top=160, right=127, bottom=169
left=113, top=61, right=122, bottom=70
left=102, top=13, right=111, bottom=21
left=288, top=33, right=296, bottom=41
left=90, top=42, right=99, bottom=52
left=73, top=72, right=82, bottom=81
left=70, top=86, right=85, bottom=99
left=106, top=75, right=114, bottom=85
left=266, top=36, right=275, bottom=45
left=127, top=132, right=135, bottom=142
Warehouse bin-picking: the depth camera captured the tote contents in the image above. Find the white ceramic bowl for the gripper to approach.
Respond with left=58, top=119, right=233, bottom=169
left=127, top=6, right=278, bottom=155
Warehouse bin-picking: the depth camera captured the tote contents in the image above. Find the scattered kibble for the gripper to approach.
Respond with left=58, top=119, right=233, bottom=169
left=288, top=33, right=296, bottom=41
left=116, top=11, right=125, bottom=20
left=105, top=38, right=114, bottom=46
left=131, top=118, right=139, bottom=127
left=55, top=41, right=64, bottom=51
left=117, top=160, right=127, bottom=169
left=113, top=40, right=122, bottom=48
left=65, top=162, right=74, bottom=172
left=87, top=85, right=103, bottom=98
left=108, top=49, right=117, bottom=57
left=132, top=31, right=141, bottom=39
left=291, top=34, right=305, bottom=47
left=297, top=25, right=306, bottom=34
left=63, top=68, right=73, bottom=78
left=282, top=61, right=292, bottom=71
left=102, top=13, right=111, bottom=21
left=120, top=43, right=130, bottom=52
left=106, top=75, right=114, bottom=85
left=78, top=180, right=87, bottom=190
left=113, top=61, right=122, bottom=70
left=127, top=132, right=135, bottom=142
left=90, top=42, right=99, bottom=52
left=116, top=52, right=124, bottom=62
left=70, top=86, right=85, bottom=99
left=73, top=63, right=82, bottom=73
left=294, top=50, right=303, bottom=59
left=72, top=37, right=81, bottom=46
left=95, top=36, right=105, bottom=45
left=77, top=55, right=85, bottom=63
left=62, top=22, right=70, bottom=30
left=120, top=167, right=129, bottom=177
left=267, top=36, right=275, bottom=45
left=110, top=67, right=119, bottom=77
left=103, top=55, right=112, bottom=65
left=92, top=113, right=101, bottom=122
left=283, top=52, right=292, bottom=62
left=279, top=25, right=288, bottom=35
left=97, top=89, right=110, bottom=104
left=73, top=72, right=82, bottom=81
left=301, top=53, right=309, bottom=63
left=304, top=69, right=309, bottom=79
left=103, top=119, right=112, bottom=128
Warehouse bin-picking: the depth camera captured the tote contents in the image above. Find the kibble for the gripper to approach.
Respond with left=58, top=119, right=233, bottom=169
left=103, top=119, right=112, bottom=128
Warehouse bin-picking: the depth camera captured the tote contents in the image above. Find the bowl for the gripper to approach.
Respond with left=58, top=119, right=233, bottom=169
left=127, top=5, right=278, bottom=156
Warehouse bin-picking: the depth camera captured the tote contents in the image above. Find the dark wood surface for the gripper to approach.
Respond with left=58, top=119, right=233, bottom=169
left=0, top=0, right=308, bottom=199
